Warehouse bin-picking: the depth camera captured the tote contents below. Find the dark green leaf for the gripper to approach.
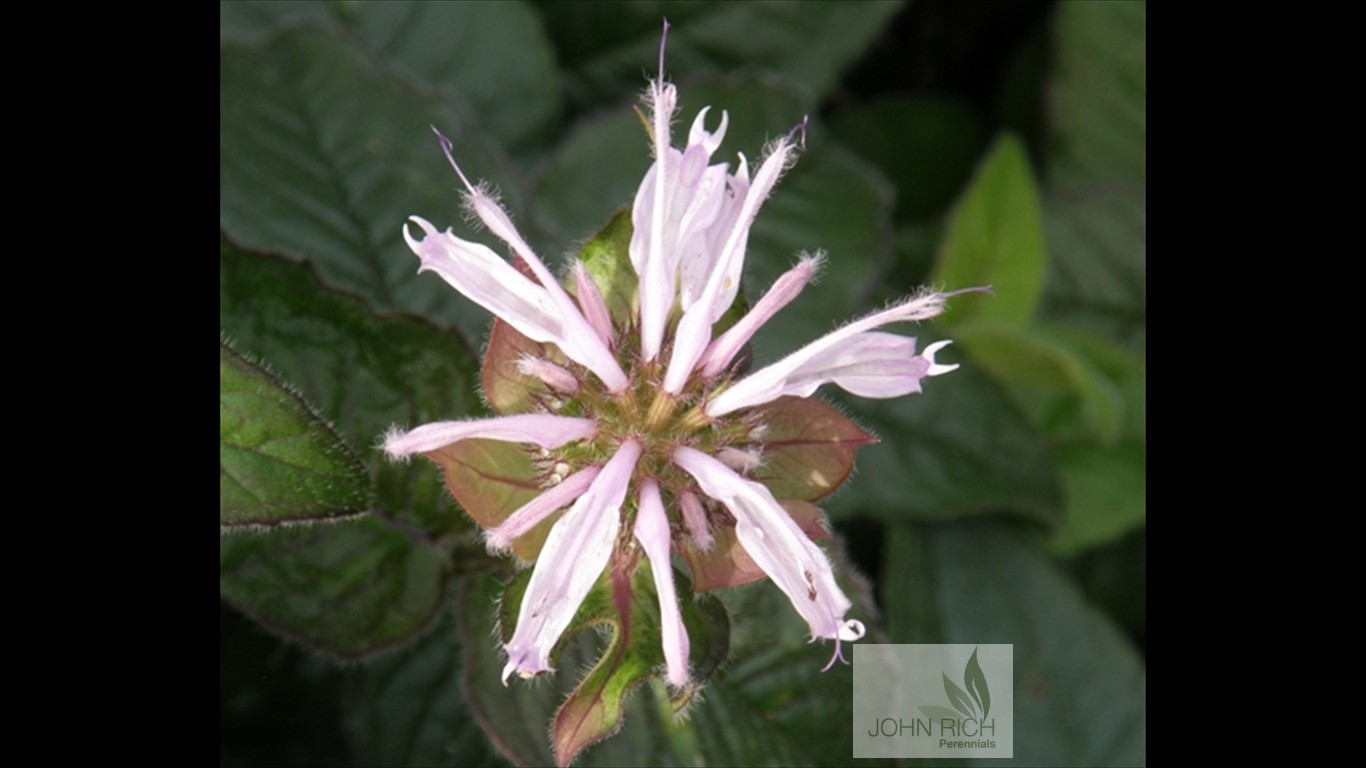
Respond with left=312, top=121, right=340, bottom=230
left=221, top=1, right=560, bottom=154
left=347, top=597, right=506, bottom=767
left=220, top=24, right=526, bottom=341
left=219, top=516, right=445, bottom=660
left=827, top=363, right=1061, bottom=526
left=932, top=133, right=1046, bottom=329
left=220, top=343, right=367, bottom=529
left=949, top=322, right=1125, bottom=444
left=460, top=541, right=880, bottom=767
left=1050, top=440, right=1146, bottom=556
left=829, top=94, right=988, bottom=221
left=1041, top=0, right=1146, bottom=348
left=220, top=239, right=481, bottom=538
left=884, top=518, right=1146, bottom=765
left=220, top=241, right=478, bottom=657
left=537, top=1, right=903, bottom=111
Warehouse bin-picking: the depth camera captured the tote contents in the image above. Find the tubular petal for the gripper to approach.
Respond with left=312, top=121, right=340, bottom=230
left=699, top=253, right=822, bottom=377
left=672, top=446, right=864, bottom=647
left=485, top=466, right=601, bottom=552
left=705, top=292, right=962, bottom=417
left=383, top=414, right=595, bottom=460
left=664, top=137, right=799, bottom=393
left=502, top=441, right=643, bottom=684
left=634, top=479, right=691, bottom=688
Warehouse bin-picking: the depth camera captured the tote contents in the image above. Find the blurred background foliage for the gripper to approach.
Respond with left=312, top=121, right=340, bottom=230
left=220, top=1, right=1145, bottom=765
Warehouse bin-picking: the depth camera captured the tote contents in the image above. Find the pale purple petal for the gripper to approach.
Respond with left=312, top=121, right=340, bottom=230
left=404, top=216, right=561, bottom=340
left=403, top=216, right=626, bottom=393
left=678, top=491, right=714, bottom=552
left=502, top=440, right=643, bottom=684
left=783, top=332, right=931, bottom=399
left=485, top=466, right=601, bottom=552
left=698, top=253, right=822, bottom=377
left=516, top=356, right=580, bottom=395
left=383, top=414, right=595, bottom=460
left=634, top=479, right=690, bottom=688
left=631, top=98, right=733, bottom=361
left=427, top=132, right=627, bottom=393
left=571, top=260, right=615, bottom=347
left=664, top=137, right=799, bottom=393
left=672, top=447, right=865, bottom=646
left=705, top=291, right=963, bottom=417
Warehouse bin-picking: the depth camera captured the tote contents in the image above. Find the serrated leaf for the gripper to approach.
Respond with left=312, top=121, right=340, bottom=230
left=220, top=516, right=445, bottom=660
left=932, top=133, right=1047, bottom=328
left=751, top=396, right=876, bottom=502
left=347, top=597, right=505, bottom=767
left=220, top=242, right=479, bottom=656
left=885, top=518, right=1146, bottom=765
left=220, top=343, right=367, bottom=529
left=220, top=24, right=526, bottom=341
left=965, top=647, right=992, bottom=719
left=220, top=239, right=481, bottom=538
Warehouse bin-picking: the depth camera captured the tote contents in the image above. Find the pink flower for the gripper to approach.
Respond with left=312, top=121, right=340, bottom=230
left=385, top=23, right=984, bottom=689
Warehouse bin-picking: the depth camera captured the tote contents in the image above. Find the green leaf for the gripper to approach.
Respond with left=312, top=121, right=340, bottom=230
left=459, top=541, right=880, bottom=767
left=932, top=133, right=1047, bottom=329
left=220, top=239, right=481, bottom=538
left=751, top=396, right=876, bottom=502
left=220, top=24, right=526, bottom=341
left=547, top=565, right=729, bottom=768
left=828, top=363, right=1061, bottom=527
left=964, top=647, right=992, bottom=719
left=220, top=343, right=367, bottom=529
left=951, top=321, right=1125, bottom=444
left=221, top=1, right=560, bottom=154
left=829, top=94, right=988, bottom=222
left=220, top=516, right=445, bottom=660
left=347, top=597, right=505, bottom=767
left=1050, top=440, right=1146, bottom=556
left=1041, top=1, right=1146, bottom=348
left=220, top=242, right=478, bottom=657
left=884, top=518, right=1146, bottom=765
left=460, top=565, right=729, bottom=767
left=536, top=1, right=903, bottom=111
left=575, top=209, right=640, bottom=325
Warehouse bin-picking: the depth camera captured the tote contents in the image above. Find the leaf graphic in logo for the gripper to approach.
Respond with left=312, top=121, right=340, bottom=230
left=964, top=647, right=991, bottom=720
left=943, top=674, right=978, bottom=720
left=920, top=705, right=966, bottom=723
